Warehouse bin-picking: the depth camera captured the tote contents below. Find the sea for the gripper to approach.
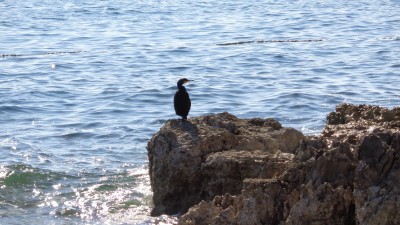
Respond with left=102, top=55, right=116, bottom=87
left=1, top=0, right=399, bottom=224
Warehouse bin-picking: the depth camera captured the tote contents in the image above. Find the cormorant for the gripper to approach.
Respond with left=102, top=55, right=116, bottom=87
left=174, top=78, right=192, bottom=120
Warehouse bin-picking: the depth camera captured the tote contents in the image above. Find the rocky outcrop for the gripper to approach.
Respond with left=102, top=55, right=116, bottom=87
left=147, top=104, right=400, bottom=225
left=147, top=112, right=304, bottom=216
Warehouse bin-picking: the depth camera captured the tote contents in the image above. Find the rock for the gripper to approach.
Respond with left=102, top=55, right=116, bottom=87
left=284, top=182, right=354, bottom=225
left=353, top=133, right=400, bottom=225
left=147, top=104, right=400, bottom=225
left=147, top=112, right=304, bottom=216
left=200, top=150, right=293, bottom=200
left=179, top=179, right=288, bottom=225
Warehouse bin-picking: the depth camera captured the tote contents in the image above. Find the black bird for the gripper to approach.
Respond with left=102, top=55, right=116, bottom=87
left=174, top=78, right=192, bottom=120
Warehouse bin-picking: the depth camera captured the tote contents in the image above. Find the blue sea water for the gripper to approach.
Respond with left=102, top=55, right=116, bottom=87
left=0, top=0, right=399, bottom=224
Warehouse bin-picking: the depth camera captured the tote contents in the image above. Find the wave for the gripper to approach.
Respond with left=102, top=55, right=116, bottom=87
left=0, top=163, right=152, bottom=222
left=0, top=164, right=71, bottom=188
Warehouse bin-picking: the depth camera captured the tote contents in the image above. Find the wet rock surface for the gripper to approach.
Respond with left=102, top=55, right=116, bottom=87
left=147, top=104, right=400, bottom=225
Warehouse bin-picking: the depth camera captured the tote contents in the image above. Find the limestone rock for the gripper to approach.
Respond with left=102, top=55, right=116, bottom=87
left=147, top=104, right=400, bottom=225
left=200, top=150, right=293, bottom=200
left=179, top=179, right=288, bottom=225
left=353, top=133, right=400, bottom=225
left=284, top=182, right=354, bottom=225
left=147, top=112, right=304, bottom=216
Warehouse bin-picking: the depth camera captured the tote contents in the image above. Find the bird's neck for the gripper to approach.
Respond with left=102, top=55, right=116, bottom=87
left=178, top=85, right=186, bottom=91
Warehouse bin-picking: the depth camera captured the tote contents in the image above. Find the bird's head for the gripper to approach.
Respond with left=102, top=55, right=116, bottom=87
left=177, top=78, right=192, bottom=87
